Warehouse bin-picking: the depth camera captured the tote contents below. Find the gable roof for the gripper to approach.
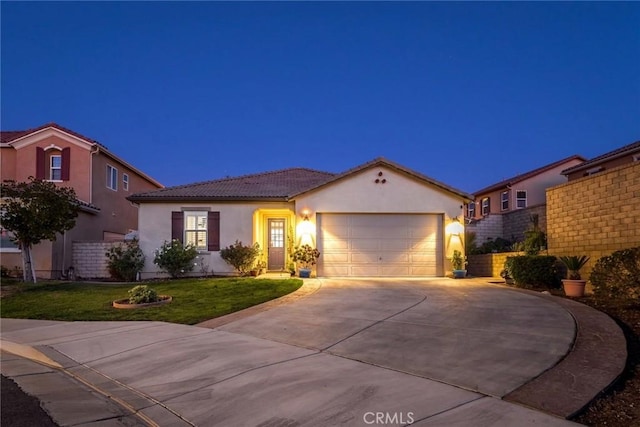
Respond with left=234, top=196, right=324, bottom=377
left=129, top=157, right=473, bottom=203
left=561, top=140, right=640, bottom=175
left=128, top=168, right=335, bottom=202
left=290, top=157, right=473, bottom=201
left=472, top=154, right=586, bottom=196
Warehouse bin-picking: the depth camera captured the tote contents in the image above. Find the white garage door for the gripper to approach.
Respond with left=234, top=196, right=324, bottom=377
left=317, top=214, right=443, bottom=277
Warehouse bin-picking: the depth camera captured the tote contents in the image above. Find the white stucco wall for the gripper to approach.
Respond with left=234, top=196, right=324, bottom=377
left=137, top=201, right=293, bottom=278
left=294, top=166, right=465, bottom=218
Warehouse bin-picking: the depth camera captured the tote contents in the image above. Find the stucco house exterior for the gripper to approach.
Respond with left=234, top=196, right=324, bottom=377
left=129, top=158, right=472, bottom=278
left=0, top=123, right=163, bottom=278
left=465, top=155, right=586, bottom=244
left=561, top=140, right=640, bottom=181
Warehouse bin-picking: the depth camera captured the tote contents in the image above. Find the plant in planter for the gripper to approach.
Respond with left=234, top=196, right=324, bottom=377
left=451, top=250, right=467, bottom=279
left=559, top=255, right=590, bottom=297
left=292, top=244, right=320, bottom=278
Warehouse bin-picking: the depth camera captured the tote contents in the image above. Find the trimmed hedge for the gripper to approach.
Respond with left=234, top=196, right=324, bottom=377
left=506, top=255, right=561, bottom=289
left=590, top=247, right=640, bottom=300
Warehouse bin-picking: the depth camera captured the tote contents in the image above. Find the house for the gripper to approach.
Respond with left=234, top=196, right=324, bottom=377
left=547, top=140, right=640, bottom=280
left=561, top=140, right=640, bottom=181
left=128, top=158, right=472, bottom=278
left=0, top=123, right=163, bottom=278
left=465, top=155, right=586, bottom=244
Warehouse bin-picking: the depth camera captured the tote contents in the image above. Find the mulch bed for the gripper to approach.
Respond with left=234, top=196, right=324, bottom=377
left=571, top=296, right=640, bottom=426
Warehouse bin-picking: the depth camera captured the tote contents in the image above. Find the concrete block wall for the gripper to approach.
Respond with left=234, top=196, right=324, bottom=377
left=466, top=214, right=503, bottom=245
left=502, top=204, right=547, bottom=242
left=72, top=241, right=122, bottom=279
left=467, top=251, right=522, bottom=277
left=546, top=162, right=640, bottom=279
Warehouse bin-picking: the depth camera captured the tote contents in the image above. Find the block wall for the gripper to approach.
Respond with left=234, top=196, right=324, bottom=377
left=546, top=162, right=640, bottom=279
left=502, top=204, right=547, bottom=242
left=72, top=241, right=122, bottom=279
left=467, top=251, right=523, bottom=277
left=466, top=214, right=503, bottom=245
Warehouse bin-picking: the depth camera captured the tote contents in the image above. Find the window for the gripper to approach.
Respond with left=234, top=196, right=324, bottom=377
left=50, top=155, right=62, bottom=180
left=107, top=165, right=118, bottom=190
left=123, top=174, right=129, bottom=191
left=501, top=191, right=509, bottom=211
left=466, top=203, right=475, bottom=218
left=0, top=226, right=20, bottom=252
left=516, top=191, right=527, bottom=209
left=481, top=197, right=490, bottom=216
left=172, top=211, right=220, bottom=252
left=184, top=212, right=208, bottom=250
left=584, top=167, right=604, bottom=177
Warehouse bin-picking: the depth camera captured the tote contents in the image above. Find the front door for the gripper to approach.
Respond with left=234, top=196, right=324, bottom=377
left=267, top=219, right=285, bottom=270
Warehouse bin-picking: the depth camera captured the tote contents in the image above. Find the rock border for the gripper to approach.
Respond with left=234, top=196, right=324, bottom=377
left=112, top=296, right=172, bottom=309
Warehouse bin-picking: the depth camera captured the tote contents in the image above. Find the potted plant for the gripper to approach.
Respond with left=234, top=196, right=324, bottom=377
left=292, top=244, right=320, bottom=278
left=451, top=250, right=467, bottom=279
left=559, top=255, right=590, bottom=297
left=287, top=262, right=296, bottom=277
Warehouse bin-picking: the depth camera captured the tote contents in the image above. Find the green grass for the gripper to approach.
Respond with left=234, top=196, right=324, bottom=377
left=0, top=278, right=303, bottom=324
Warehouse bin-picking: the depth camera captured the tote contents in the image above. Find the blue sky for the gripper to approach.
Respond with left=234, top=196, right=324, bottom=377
left=2, top=2, right=639, bottom=193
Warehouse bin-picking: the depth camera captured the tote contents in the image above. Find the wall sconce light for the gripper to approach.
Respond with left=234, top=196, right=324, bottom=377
left=301, top=209, right=310, bottom=221
left=447, top=217, right=465, bottom=237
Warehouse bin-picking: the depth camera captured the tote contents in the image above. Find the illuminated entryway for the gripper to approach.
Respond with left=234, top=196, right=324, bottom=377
left=267, top=218, right=285, bottom=270
left=317, top=213, right=443, bottom=277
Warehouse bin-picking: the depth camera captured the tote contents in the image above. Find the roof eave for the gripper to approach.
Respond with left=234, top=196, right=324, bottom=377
left=562, top=147, right=640, bottom=175
left=127, top=196, right=290, bottom=203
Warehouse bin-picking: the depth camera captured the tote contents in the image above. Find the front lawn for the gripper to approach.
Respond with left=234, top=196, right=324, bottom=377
left=0, top=278, right=302, bottom=324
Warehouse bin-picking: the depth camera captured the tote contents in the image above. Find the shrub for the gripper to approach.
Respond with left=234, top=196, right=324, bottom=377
left=292, top=245, right=321, bottom=269
left=470, top=237, right=513, bottom=255
left=523, top=214, right=546, bottom=256
left=153, top=240, right=198, bottom=278
left=105, top=240, right=145, bottom=282
left=452, top=250, right=465, bottom=270
left=0, top=265, right=10, bottom=278
left=128, top=285, right=158, bottom=304
left=506, top=255, right=561, bottom=289
left=590, top=247, right=640, bottom=300
left=219, top=240, right=261, bottom=276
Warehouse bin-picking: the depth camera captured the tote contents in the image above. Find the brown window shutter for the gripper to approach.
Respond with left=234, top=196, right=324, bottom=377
left=61, top=148, right=71, bottom=181
left=171, top=211, right=184, bottom=243
left=36, top=147, right=45, bottom=180
left=208, top=211, right=220, bottom=251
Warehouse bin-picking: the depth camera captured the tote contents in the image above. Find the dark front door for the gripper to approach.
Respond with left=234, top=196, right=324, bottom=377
left=268, top=219, right=285, bottom=270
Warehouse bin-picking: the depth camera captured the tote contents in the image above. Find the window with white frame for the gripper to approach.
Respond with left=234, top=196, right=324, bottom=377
left=107, top=165, right=118, bottom=191
left=50, top=154, right=62, bottom=181
left=184, top=212, right=207, bottom=250
left=501, top=191, right=509, bottom=211
left=516, top=191, right=527, bottom=208
left=466, top=202, right=475, bottom=218
left=0, top=215, right=20, bottom=252
left=123, top=173, right=129, bottom=191
left=481, top=197, right=490, bottom=216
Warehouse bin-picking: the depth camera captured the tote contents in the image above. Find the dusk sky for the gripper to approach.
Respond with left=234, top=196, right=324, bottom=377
left=2, top=2, right=639, bottom=193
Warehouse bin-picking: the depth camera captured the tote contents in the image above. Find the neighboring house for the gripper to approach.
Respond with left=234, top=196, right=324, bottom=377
left=465, top=155, right=586, bottom=243
left=561, top=140, right=640, bottom=181
left=128, top=158, right=472, bottom=278
left=0, top=123, right=163, bottom=278
left=547, top=140, right=640, bottom=280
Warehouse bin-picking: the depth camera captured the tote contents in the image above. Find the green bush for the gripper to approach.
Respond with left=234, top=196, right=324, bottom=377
left=506, top=255, right=560, bottom=289
left=590, top=247, right=640, bottom=300
left=128, top=285, right=158, bottom=304
left=292, top=244, right=321, bottom=269
left=523, top=214, right=546, bottom=255
left=219, top=241, right=261, bottom=276
left=105, top=240, right=145, bottom=282
left=470, top=237, right=513, bottom=255
left=153, top=240, right=199, bottom=278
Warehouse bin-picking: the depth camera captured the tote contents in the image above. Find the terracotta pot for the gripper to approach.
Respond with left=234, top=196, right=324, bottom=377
left=562, top=279, right=586, bottom=297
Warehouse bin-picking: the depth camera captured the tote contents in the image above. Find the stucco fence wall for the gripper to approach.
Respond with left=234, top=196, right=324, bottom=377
left=546, top=161, right=640, bottom=280
left=467, top=251, right=523, bottom=278
left=72, top=241, right=122, bottom=279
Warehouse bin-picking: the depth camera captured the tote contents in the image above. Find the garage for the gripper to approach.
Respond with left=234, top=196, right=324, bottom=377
left=317, top=213, right=443, bottom=277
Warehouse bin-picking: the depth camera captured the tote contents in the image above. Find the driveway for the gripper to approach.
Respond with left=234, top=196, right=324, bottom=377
left=1, top=279, right=580, bottom=426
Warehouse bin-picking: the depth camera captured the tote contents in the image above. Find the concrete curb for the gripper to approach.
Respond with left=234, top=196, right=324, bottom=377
left=468, top=278, right=627, bottom=419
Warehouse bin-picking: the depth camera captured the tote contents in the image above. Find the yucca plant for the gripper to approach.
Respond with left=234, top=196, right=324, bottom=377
left=559, top=255, right=590, bottom=280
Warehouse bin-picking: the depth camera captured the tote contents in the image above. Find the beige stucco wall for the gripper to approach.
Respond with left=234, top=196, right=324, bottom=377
left=137, top=201, right=294, bottom=278
left=547, top=161, right=640, bottom=280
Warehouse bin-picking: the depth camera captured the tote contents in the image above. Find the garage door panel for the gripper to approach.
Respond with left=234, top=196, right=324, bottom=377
left=318, top=213, right=442, bottom=277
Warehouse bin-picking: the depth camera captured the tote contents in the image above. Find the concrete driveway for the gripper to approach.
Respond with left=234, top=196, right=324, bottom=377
left=1, top=279, right=581, bottom=426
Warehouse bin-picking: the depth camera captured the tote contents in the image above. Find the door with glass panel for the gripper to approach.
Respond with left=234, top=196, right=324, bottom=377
left=268, top=219, right=285, bottom=270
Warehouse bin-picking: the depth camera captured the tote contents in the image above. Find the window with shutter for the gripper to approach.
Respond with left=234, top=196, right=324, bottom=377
left=36, top=147, right=45, bottom=180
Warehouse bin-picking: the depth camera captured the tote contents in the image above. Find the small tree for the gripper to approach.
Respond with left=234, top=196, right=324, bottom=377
left=153, top=240, right=198, bottom=278
left=220, top=240, right=261, bottom=276
left=292, top=245, right=321, bottom=269
left=0, top=178, right=78, bottom=282
left=106, top=240, right=145, bottom=281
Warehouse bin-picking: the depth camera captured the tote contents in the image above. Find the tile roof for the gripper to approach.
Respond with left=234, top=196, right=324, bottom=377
left=472, top=154, right=586, bottom=196
left=128, top=168, right=335, bottom=202
left=0, top=122, right=107, bottom=148
left=561, top=140, right=640, bottom=175
left=129, top=157, right=473, bottom=203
